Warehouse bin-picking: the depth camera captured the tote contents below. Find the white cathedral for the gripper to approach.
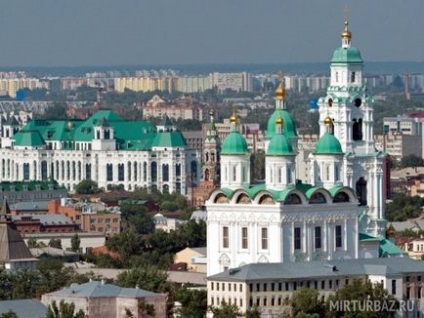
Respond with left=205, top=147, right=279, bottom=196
left=206, top=18, right=402, bottom=276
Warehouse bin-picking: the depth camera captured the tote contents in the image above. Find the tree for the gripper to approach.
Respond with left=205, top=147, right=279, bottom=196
left=40, top=102, right=69, bottom=120
left=74, top=179, right=100, bottom=195
left=326, top=279, right=399, bottom=318
left=175, top=288, right=207, bottom=318
left=46, top=300, right=85, bottom=318
left=291, top=288, right=325, bottom=318
left=0, top=311, right=18, bottom=318
left=209, top=300, right=242, bottom=318
left=245, top=305, right=261, bottom=318
left=48, top=238, right=62, bottom=249
left=70, top=234, right=81, bottom=252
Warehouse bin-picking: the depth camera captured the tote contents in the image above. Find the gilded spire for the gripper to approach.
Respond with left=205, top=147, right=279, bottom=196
left=275, top=82, right=285, bottom=100
left=341, top=5, right=352, bottom=40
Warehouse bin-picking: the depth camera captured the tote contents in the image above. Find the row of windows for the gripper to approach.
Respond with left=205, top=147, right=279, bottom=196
left=210, top=279, right=348, bottom=293
left=294, top=225, right=343, bottom=250
left=222, top=225, right=343, bottom=251
left=222, top=227, right=268, bottom=250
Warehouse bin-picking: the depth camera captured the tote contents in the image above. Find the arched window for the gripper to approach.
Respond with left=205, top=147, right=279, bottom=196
left=163, top=184, right=169, bottom=194
left=204, top=169, right=210, bottom=181
left=333, top=192, right=350, bottom=203
left=176, top=164, right=181, bottom=177
left=309, top=192, right=327, bottom=204
left=143, top=162, right=147, bottom=182
left=41, top=161, right=48, bottom=180
left=162, top=164, right=169, bottom=182
left=205, top=152, right=209, bottom=162
left=127, top=161, right=132, bottom=181
left=118, top=164, right=124, bottom=181
left=352, top=119, right=363, bottom=141
left=86, top=163, right=92, bottom=180
left=328, top=98, right=333, bottom=107
left=106, top=164, right=113, bottom=181
left=191, top=161, right=198, bottom=185
left=284, top=193, right=302, bottom=205
left=133, top=162, right=137, bottom=181
left=151, top=162, right=157, bottom=182
left=356, top=177, right=367, bottom=206
left=23, top=163, right=30, bottom=180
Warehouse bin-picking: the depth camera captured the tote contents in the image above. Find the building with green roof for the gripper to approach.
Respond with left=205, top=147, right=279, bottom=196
left=205, top=16, right=394, bottom=280
left=0, top=110, right=199, bottom=194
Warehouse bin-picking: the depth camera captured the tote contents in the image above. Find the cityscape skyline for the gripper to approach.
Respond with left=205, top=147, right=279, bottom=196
left=0, top=0, right=423, bottom=67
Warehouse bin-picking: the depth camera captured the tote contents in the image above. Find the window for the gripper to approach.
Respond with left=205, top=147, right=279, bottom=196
left=106, top=164, right=113, bottom=181
left=294, top=227, right=301, bottom=250
left=223, top=227, right=229, bottom=248
left=239, top=284, right=243, bottom=292
left=118, top=164, right=124, bottom=181
left=315, top=226, right=322, bottom=249
left=406, top=276, right=411, bottom=282
left=256, top=283, right=260, bottom=292
left=418, top=288, right=422, bottom=299
left=229, top=283, right=231, bottom=292
left=249, top=284, right=253, bottom=292
left=233, top=166, right=237, bottom=181
left=242, top=227, right=248, bottom=249
left=222, top=283, right=225, bottom=291
left=391, top=281, right=396, bottom=295
left=293, top=282, right=297, bottom=291
left=351, top=72, right=356, bottom=83
left=263, top=283, right=267, bottom=292
left=211, top=282, right=214, bottom=291
left=271, top=283, right=275, bottom=291
left=329, top=280, right=333, bottom=289
left=335, top=225, right=342, bottom=248
left=321, top=281, right=325, bottom=289
left=261, top=228, right=268, bottom=249
left=406, top=287, right=410, bottom=300
left=345, top=279, right=349, bottom=286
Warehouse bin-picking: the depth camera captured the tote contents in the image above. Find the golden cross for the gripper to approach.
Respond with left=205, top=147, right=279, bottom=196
left=344, top=4, right=350, bottom=23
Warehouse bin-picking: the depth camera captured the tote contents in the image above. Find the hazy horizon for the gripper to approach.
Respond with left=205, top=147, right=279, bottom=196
left=0, top=0, right=423, bottom=67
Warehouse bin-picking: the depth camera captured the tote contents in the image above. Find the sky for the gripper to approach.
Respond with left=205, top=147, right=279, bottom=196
left=0, top=0, right=423, bottom=67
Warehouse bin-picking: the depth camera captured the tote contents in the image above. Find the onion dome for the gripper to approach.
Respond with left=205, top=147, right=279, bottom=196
left=221, top=114, right=248, bottom=155
left=267, top=117, right=294, bottom=156
left=341, top=20, right=352, bottom=40
left=314, top=133, right=343, bottom=155
left=266, top=110, right=297, bottom=139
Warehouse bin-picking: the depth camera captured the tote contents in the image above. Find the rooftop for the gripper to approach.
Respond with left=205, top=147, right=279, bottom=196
left=208, top=258, right=424, bottom=282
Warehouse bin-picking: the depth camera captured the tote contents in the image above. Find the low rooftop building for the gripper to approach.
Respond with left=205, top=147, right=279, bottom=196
left=0, top=299, right=47, bottom=318
left=41, top=280, right=167, bottom=318
left=207, top=258, right=424, bottom=317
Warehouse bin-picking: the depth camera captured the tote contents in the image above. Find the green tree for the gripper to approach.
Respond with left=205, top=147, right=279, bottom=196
left=0, top=311, right=18, bottom=318
left=326, top=279, right=398, bottom=318
left=46, top=300, right=85, bottom=318
left=105, top=230, right=143, bottom=261
left=400, top=154, right=424, bottom=169
left=74, top=179, right=100, bottom=195
left=291, top=288, right=325, bottom=318
left=209, top=300, right=242, bottom=318
left=70, top=234, right=81, bottom=252
left=48, top=238, right=62, bottom=249
left=40, top=102, right=69, bottom=120
left=245, top=305, right=261, bottom=318
left=175, top=288, right=207, bottom=318
left=27, top=237, right=38, bottom=248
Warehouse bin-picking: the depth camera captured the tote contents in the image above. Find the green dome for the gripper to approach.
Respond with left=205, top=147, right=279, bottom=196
left=267, top=134, right=294, bottom=156
left=266, top=110, right=297, bottom=139
left=221, top=131, right=248, bottom=155
left=314, top=133, right=344, bottom=155
left=331, top=47, right=363, bottom=64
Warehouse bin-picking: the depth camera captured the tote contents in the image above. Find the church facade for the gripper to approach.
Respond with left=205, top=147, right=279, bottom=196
left=206, top=18, right=400, bottom=277
left=0, top=110, right=200, bottom=193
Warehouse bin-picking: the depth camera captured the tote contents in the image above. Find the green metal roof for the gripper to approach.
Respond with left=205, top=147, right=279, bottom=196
left=13, top=130, right=45, bottom=147
left=379, top=238, right=407, bottom=257
left=15, top=110, right=161, bottom=151
left=331, top=47, right=363, bottom=64
left=266, top=109, right=297, bottom=139
left=267, top=134, right=294, bottom=156
left=314, top=133, right=343, bottom=155
left=221, top=131, right=248, bottom=155
left=0, top=180, right=65, bottom=191
left=151, top=132, right=187, bottom=148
